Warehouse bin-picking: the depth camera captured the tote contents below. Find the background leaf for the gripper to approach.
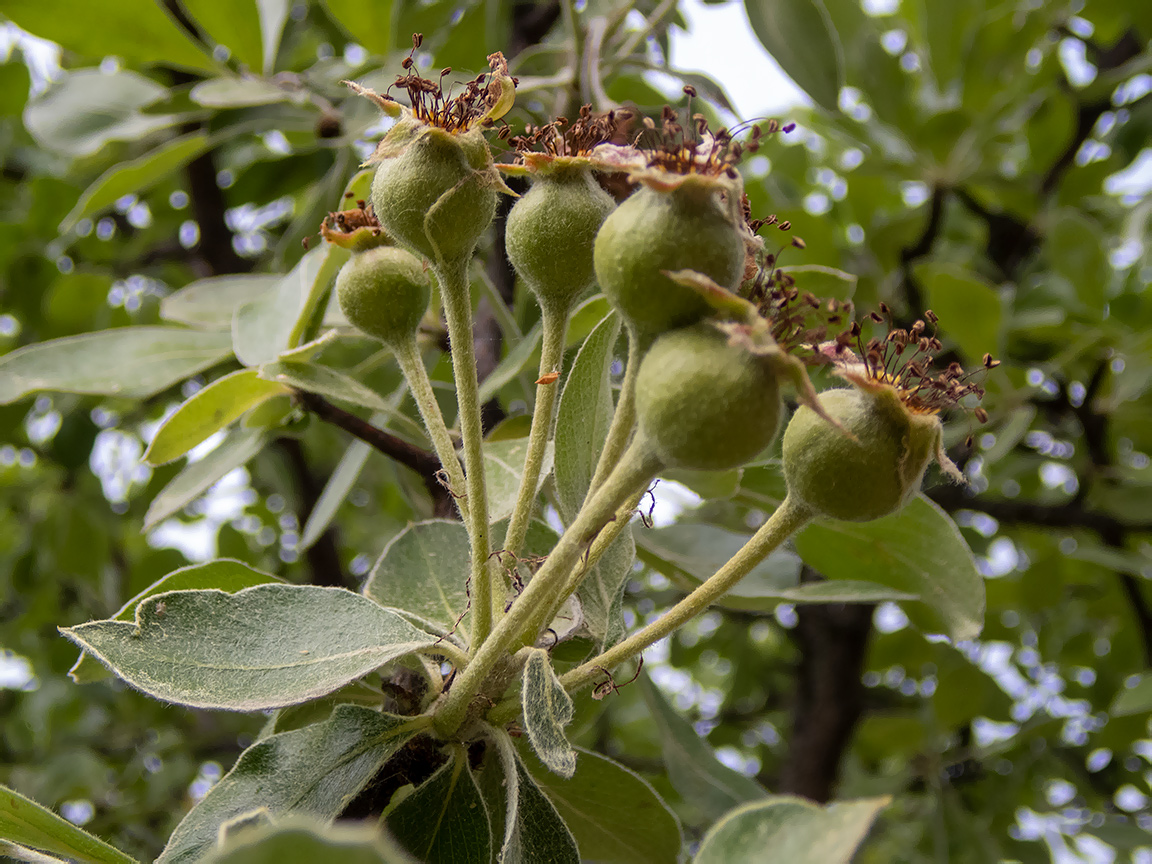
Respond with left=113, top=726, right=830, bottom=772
left=208, top=818, right=414, bottom=863
left=793, top=494, right=985, bottom=640
left=60, top=133, right=211, bottom=233
left=320, top=0, right=394, bottom=56
left=0, top=785, right=136, bottom=864
left=694, top=795, right=889, bottom=864
left=639, top=675, right=766, bottom=824
left=363, top=520, right=470, bottom=632
left=61, top=584, right=436, bottom=710
left=161, top=275, right=281, bottom=329
left=4, top=1, right=216, bottom=73
left=158, top=706, right=418, bottom=864
left=522, top=748, right=681, bottom=864
left=484, top=437, right=555, bottom=523
left=0, top=328, right=234, bottom=404
left=181, top=0, right=264, bottom=72
left=144, top=369, right=288, bottom=465
left=744, top=0, right=844, bottom=111
left=143, top=428, right=265, bottom=530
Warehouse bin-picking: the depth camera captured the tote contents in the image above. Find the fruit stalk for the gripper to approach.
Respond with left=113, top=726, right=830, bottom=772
left=559, top=494, right=813, bottom=693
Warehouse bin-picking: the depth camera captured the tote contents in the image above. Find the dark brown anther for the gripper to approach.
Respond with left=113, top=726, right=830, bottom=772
left=792, top=236, right=806, bottom=249
left=924, top=309, right=938, bottom=324
left=683, top=84, right=697, bottom=97
left=778, top=220, right=791, bottom=231
left=974, top=407, right=989, bottom=423
left=869, top=311, right=884, bottom=323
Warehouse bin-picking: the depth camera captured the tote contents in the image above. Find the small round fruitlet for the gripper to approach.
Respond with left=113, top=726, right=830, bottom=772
left=635, top=323, right=782, bottom=471
left=336, top=245, right=431, bottom=347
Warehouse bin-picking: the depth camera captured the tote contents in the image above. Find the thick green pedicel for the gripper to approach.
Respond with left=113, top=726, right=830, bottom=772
left=594, top=182, right=743, bottom=337
left=782, top=386, right=943, bottom=522
left=505, top=164, right=615, bottom=313
left=335, top=245, right=431, bottom=347
left=635, top=323, right=782, bottom=471
left=370, top=127, right=497, bottom=265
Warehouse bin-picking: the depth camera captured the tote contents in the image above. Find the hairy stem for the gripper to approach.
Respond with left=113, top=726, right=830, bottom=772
left=433, top=439, right=662, bottom=737
left=392, top=337, right=469, bottom=522
left=559, top=495, right=813, bottom=694
left=502, top=303, right=569, bottom=559
left=527, top=487, right=647, bottom=648
left=436, top=258, right=493, bottom=648
left=587, top=326, right=641, bottom=495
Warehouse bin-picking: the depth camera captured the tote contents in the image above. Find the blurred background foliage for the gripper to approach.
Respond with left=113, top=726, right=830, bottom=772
left=1, top=0, right=1150, bottom=861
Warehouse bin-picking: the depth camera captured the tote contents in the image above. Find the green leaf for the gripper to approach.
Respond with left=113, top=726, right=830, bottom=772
left=1111, top=673, right=1152, bottom=716
left=190, top=77, right=294, bottom=108
left=638, top=675, right=766, bottom=824
left=256, top=0, right=291, bottom=75
left=144, top=369, right=289, bottom=465
left=0, top=785, right=137, bottom=864
left=915, top=0, right=980, bottom=89
left=793, top=495, right=984, bottom=641
left=182, top=0, right=264, bottom=72
left=24, top=69, right=182, bottom=157
left=638, top=523, right=916, bottom=611
left=523, top=748, right=681, bottom=864
left=208, top=818, right=413, bottom=863
left=916, top=263, right=1003, bottom=361
left=386, top=750, right=491, bottom=864
left=507, top=753, right=580, bottom=864
left=60, top=584, right=436, bottom=710
left=5, top=0, right=217, bottom=73
left=259, top=361, right=392, bottom=412
left=565, top=295, right=612, bottom=349
left=158, top=705, right=419, bottom=864
left=554, top=310, right=620, bottom=521
left=694, top=795, right=889, bottom=864
left=363, top=520, right=470, bottom=632
left=777, top=265, right=857, bottom=302
left=320, top=0, right=394, bottom=55
left=1046, top=209, right=1110, bottom=314
left=60, top=133, right=211, bottom=232
left=744, top=0, right=845, bottom=112
left=299, top=439, right=371, bottom=551
left=484, top=437, right=555, bottom=523
left=476, top=323, right=542, bottom=404
left=233, top=247, right=334, bottom=367
left=577, top=525, right=635, bottom=648
left=521, top=649, right=576, bottom=778
left=143, top=427, right=265, bottom=531
left=0, top=327, right=234, bottom=405
left=68, top=558, right=282, bottom=685
left=161, top=275, right=281, bottom=329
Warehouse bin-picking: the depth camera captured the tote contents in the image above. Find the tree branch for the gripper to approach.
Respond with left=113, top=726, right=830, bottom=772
left=776, top=568, right=875, bottom=802
left=293, top=389, right=456, bottom=517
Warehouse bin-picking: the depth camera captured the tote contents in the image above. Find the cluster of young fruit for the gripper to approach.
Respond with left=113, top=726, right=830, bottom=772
left=330, top=42, right=991, bottom=528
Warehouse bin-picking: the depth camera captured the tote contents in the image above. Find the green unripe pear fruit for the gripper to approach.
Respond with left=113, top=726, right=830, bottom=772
left=505, top=165, right=615, bottom=313
left=370, top=127, right=497, bottom=265
left=635, top=323, right=782, bottom=471
left=594, top=182, right=744, bottom=337
left=782, top=386, right=944, bottom=522
left=336, top=245, right=431, bottom=347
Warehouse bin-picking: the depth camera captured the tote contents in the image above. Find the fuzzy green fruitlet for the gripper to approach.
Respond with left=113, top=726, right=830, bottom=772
left=594, top=182, right=744, bottom=338
left=371, top=127, right=498, bottom=266
left=505, top=165, right=615, bottom=313
left=635, top=323, right=782, bottom=471
left=782, top=385, right=946, bottom=522
left=336, top=246, right=431, bottom=347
